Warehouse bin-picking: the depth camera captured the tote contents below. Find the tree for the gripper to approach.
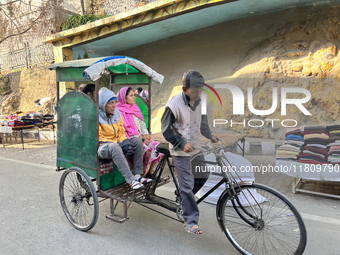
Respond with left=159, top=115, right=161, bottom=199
left=0, top=0, right=65, bottom=49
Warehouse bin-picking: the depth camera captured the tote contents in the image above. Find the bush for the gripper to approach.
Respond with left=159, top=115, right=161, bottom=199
left=61, top=15, right=106, bottom=31
left=0, top=76, right=11, bottom=95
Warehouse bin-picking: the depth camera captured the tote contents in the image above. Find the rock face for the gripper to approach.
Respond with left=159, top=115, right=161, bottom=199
left=19, top=67, right=56, bottom=114
left=208, top=8, right=340, bottom=138
left=0, top=92, right=20, bottom=115
left=0, top=72, right=21, bottom=115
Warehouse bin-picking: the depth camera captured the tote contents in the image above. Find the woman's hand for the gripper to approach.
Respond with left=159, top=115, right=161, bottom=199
left=142, top=134, right=151, bottom=146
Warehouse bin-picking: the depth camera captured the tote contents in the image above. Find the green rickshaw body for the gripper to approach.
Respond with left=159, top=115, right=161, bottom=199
left=57, top=91, right=126, bottom=190
left=54, top=56, right=164, bottom=191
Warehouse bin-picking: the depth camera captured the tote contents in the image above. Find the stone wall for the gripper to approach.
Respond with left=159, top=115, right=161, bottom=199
left=7, top=72, right=21, bottom=92
left=103, top=0, right=158, bottom=16
left=207, top=7, right=340, bottom=138
left=19, top=67, right=57, bottom=114
left=119, top=5, right=340, bottom=138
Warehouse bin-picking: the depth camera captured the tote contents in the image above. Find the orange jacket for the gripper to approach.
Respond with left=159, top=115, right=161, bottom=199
left=99, top=116, right=127, bottom=143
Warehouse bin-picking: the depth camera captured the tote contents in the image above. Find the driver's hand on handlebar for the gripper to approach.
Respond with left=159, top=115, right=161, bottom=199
left=183, top=142, right=193, bottom=153
left=211, top=136, right=219, bottom=143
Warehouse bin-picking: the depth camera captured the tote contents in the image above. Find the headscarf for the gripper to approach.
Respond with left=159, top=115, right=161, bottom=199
left=116, top=87, right=145, bottom=138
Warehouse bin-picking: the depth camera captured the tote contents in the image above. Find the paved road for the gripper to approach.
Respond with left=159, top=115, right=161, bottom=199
left=0, top=144, right=339, bottom=255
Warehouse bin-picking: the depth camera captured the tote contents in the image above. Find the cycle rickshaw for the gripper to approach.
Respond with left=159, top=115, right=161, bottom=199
left=52, top=56, right=307, bottom=255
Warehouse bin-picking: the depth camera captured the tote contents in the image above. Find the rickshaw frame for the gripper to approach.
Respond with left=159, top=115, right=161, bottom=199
left=51, top=56, right=179, bottom=223
left=52, top=56, right=307, bottom=255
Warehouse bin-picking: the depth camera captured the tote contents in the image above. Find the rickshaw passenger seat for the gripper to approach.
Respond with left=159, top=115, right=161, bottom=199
left=99, top=158, right=113, bottom=165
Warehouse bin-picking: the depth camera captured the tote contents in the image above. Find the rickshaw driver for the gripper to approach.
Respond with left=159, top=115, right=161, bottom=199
left=161, top=70, right=218, bottom=236
left=97, top=87, right=152, bottom=190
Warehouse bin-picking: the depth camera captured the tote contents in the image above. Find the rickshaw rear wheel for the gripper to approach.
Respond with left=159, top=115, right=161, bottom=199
left=59, top=167, right=99, bottom=231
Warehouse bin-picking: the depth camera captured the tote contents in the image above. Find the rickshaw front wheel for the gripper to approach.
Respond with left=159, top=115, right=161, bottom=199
left=59, top=167, right=99, bottom=231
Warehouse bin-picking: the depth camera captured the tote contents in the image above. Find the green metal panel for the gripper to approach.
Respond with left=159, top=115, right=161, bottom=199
left=56, top=67, right=89, bottom=82
left=57, top=91, right=97, bottom=178
left=100, top=163, right=126, bottom=190
left=112, top=73, right=149, bottom=84
left=135, top=96, right=149, bottom=129
left=107, top=64, right=139, bottom=74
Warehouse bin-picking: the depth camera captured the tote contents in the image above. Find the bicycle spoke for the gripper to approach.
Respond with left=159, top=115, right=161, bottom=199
left=219, top=184, right=306, bottom=255
left=59, top=168, right=98, bottom=231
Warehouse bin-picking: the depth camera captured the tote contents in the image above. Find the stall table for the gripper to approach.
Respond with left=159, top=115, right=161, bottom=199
left=276, top=159, right=340, bottom=199
left=1, top=121, right=56, bottom=150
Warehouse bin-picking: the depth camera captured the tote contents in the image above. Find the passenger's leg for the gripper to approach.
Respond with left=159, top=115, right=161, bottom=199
left=129, top=137, right=143, bottom=175
left=98, top=143, right=135, bottom=184
left=173, top=156, right=199, bottom=225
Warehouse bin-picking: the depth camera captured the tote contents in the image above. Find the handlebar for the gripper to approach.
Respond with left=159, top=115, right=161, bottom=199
left=217, top=138, right=225, bottom=144
left=191, top=138, right=228, bottom=156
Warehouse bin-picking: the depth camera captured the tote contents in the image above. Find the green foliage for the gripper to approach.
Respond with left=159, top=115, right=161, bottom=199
left=83, top=51, right=90, bottom=59
left=99, top=75, right=110, bottom=89
left=0, top=75, right=11, bottom=95
left=77, top=53, right=82, bottom=59
left=61, top=15, right=107, bottom=31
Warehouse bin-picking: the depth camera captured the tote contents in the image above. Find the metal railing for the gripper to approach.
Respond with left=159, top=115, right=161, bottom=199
left=0, top=44, right=54, bottom=73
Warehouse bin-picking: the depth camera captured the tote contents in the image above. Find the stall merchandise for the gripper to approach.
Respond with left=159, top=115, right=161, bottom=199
left=298, top=126, right=329, bottom=164
left=276, top=125, right=340, bottom=199
left=276, top=127, right=304, bottom=162
left=0, top=112, right=55, bottom=127
left=326, top=124, right=340, bottom=164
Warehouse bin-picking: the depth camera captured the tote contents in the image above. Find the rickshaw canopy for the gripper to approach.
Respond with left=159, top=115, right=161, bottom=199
left=83, top=56, right=164, bottom=84
left=50, top=56, right=164, bottom=84
left=55, top=55, right=163, bottom=185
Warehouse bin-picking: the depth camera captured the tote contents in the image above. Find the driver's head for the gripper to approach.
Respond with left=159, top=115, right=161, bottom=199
left=182, top=70, right=204, bottom=102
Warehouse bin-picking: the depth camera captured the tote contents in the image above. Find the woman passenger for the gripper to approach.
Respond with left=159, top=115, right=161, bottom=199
left=116, top=87, right=163, bottom=178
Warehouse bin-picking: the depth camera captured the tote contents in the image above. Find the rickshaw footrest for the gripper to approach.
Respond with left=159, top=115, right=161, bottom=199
left=100, top=177, right=171, bottom=224
left=106, top=213, right=129, bottom=223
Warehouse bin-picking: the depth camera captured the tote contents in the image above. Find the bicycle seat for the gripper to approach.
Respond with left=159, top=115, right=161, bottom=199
left=156, top=143, right=171, bottom=158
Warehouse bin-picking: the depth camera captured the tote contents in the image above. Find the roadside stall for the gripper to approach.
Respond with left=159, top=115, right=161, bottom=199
left=276, top=125, right=340, bottom=199
left=0, top=111, right=56, bottom=149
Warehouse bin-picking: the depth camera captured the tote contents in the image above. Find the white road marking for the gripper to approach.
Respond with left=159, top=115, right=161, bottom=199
left=300, top=213, right=340, bottom=225
left=0, top=156, right=56, bottom=170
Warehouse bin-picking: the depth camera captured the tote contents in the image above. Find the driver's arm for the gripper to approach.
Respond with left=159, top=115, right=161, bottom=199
left=161, top=107, right=187, bottom=151
left=201, top=115, right=218, bottom=143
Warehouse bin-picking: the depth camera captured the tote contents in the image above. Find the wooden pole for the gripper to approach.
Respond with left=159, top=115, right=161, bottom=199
left=148, top=77, right=151, bottom=134
left=57, top=82, right=60, bottom=102
left=95, top=80, right=100, bottom=187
